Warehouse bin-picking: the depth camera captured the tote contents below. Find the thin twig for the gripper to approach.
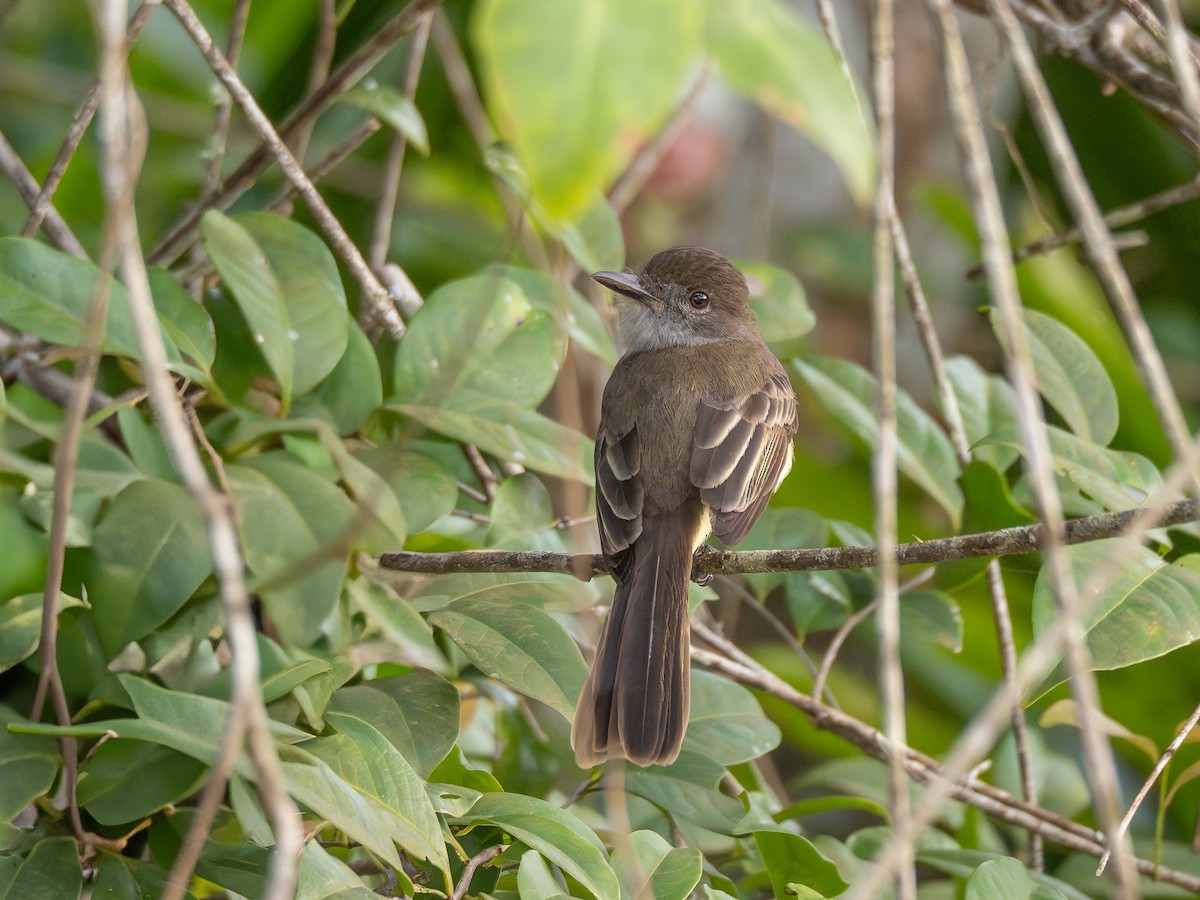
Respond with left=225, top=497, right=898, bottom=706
left=811, top=600, right=875, bottom=707
left=148, top=0, right=444, bottom=268
left=161, top=0, right=406, bottom=338
left=21, top=0, right=157, bottom=241
left=463, top=444, right=498, bottom=502
left=379, top=499, right=1199, bottom=576
left=452, top=844, right=505, bottom=900
left=0, top=128, right=88, bottom=258
left=369, top=10, right=433, bottom=270
left=96, top=6, right=304, bottom=894
left=868, top=0, right=914, bottom=893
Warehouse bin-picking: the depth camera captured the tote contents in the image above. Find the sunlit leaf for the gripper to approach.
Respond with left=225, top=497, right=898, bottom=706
left=682, top=670, right=781, bottom=765
left=706, top=0, right=874, bottom=205
left=611, top=830, right=703, bottom=900
left=429, top=598, right=586, bottom=719
left=473, top=0, right=701, bottom=219
left=795, top=357, right=962, bottom=526
left=740, top=261, right=815, bottom=343
left=341, top=83, right=430, bottom=155
left=945, top=356, right=1020, bottom=472
left=458, top=792, right=619, bottom=900
left=1032, top=540, right=1200, bottom=679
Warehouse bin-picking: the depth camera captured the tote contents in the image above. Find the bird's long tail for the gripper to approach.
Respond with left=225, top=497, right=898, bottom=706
left=571, top=511, right=697, bottom=767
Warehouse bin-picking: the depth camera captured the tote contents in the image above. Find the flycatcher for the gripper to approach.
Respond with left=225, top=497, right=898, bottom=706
left=573, top=247, right=798, bottom=767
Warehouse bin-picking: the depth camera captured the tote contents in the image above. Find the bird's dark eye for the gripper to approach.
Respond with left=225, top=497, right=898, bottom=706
left=689, top=291, right=709, bottom=309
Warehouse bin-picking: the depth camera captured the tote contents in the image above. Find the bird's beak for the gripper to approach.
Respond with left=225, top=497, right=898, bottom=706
left=592, top=271, right=659, bottom=307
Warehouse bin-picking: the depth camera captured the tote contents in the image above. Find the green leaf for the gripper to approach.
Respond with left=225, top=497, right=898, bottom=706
left=491, top=263, right=616, bottom=366
left=237, top=212, right=350, bottom=397
left=77, top=739, right=207, bottom=825
left=900, top=590, right=963, bottom=653
left=992, top=309, right=1119, bottom=446
left=88, top=479, right=213, bottom=657
left=0, top=837, right=82, bottom=900
left=341, top=83, right=430, bottom=155
left=473, top=0, right=701, bottom=219
left=297, top=322, right=382, bottom=435
left=625, top=751, right=745, bottom=834
left=345, top=578, right=448, bottom=673
left=355, top=447, right=458, bottom=535
left=753, top=830, right=849, bottom=899
left=393, top=271, right=565, bottom=411
left=487, top=473, right=564, bottom=551
left=1032, top=540, right=1200, bottom=677
left=517, top=850, right=564, bottom=898
left=201, top=210, right=294, bottom=408
left=706, top=0, right=874, bottom=205
left=327, top=671, right=460, bottom=778
left=795, top=357, right=963, bottom=526
left=681, top=670, right=781, bottom=765
left=0, top=706, right=59, bottom=822
left=317, top=714, right=451, bottom=877
left=611, top=830, right=703, bottom=900
left=228, top=456, right=354, bottom=647
left=740, top=261, right=815, bottom=343
left=148, top=266, right=215, bottom=375
left=458, top=792, right=619, bottom=900
left=1034, top=426, right=1162, bottom=516
left=945, top=356, right=1020, bottom=472
left=429, top=598, right=586, bottom=719
left=0, top=592, right=84, bottom=673
left=557, top=193, right=625, bottom=274
left=0, top=237, right=186, bottom=373
left=393, top=399, right=593, bottom=484
left=416, top=572, right=594, bottom=614
left=296, top=840, right=378, bottom=899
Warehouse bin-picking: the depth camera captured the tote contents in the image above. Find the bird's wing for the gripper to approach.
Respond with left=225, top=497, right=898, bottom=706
left=690, top=370, right=798, bottom=545
left=595, top=423, right=643, bottom=562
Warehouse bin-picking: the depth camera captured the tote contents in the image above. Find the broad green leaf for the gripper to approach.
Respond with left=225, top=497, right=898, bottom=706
left=92, top=854, right=172, bottom=899
left=518, top=850, right=564, bottom=898
left=991, top=308, right=1119, bottom=445
left=201, top=211, right=294, bottom=408
left=740, top=261, right=815, bottom=343
left=345, top=578, right=447, bottom=673
left=0, top=837, right=82, bottom=900
left=116, top=407, right=176, bottom=481
left=473, top=0, right=701, bottom=219
left=1038, top=699, right=1158, bottom=763
left=459, top=792, right=619, bottom=900
left=0, top=237, right=187, bottom=373
left=77, top=739, right=207, bottom=825
left=945, top=356, right=1020, bottom=472
left=297, top=840, right=378, bottom=899
left=611, top=830, right=703, bottom=900
left=706, top=0, right=874, bottom=205
left=148, top=265, right=215, bottom=373
left=753, top=831, right=849, bottom=899
left=491, top=263, right=616, bottom=365
left=317, top=714, right=450, bottom=877
left=228, top=456, right=354, bottom=647
left=966, top=858, right=1070, bottom=900
left=487, top=473, right=565, bottom=551
left=900, top=590, right=963, bottom=653
left=416, top=572, right=595, bottom=614
left=393, top=399, right=593, bottom=483
left=0, top=592, right=84, bottom=673
left=148, top=810, right=270, bottom=897
left=355, top=447, right=458, bottom=535
left=392, top=271, right=565, bottom=410
left=681, top=670, right=780, bottom=765
left=341, top=83, right=430, bottom=155
left=1032, top=540, right=1200, bottom=677
left=625, top=751, right=745, bottom=834
left=795, top=357, right=963, bottom=526
left=297, top=321, right=382, bottom=435
left=429, top=598, right=586, bottom=719
left=327, top=671, right=460, bottom=777
left=0, top=706, right=58, bottom=821
left=1041, top=426, right=1161, bottom=515
left=88, top=479, right=213, bottom=657
left=558, top=193, right=625, bottom=274
left=237, top=212, right=350, bottom=397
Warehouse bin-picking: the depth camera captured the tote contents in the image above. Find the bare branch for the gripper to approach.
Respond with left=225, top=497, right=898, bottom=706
left=0, top=127, right=88, bottom=259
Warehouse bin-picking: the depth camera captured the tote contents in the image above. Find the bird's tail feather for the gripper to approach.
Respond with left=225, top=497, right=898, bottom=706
left=572, top=513, right=694, bottom=767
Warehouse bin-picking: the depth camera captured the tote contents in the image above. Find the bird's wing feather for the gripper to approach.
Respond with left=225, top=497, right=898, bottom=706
left=691, top=371, right=797, bottom=545
left=596, top=424, right=643, bottom=559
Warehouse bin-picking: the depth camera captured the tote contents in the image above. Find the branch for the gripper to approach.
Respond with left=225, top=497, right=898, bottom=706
left=379, top=499, right=1199, bottom=576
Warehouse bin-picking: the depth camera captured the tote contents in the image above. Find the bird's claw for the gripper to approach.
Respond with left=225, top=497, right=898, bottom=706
left=691, top=545, right=714, bottom=586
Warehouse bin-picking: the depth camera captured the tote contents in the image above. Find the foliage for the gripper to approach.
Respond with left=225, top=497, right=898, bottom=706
left=1, top=0, right=1200, bottom=898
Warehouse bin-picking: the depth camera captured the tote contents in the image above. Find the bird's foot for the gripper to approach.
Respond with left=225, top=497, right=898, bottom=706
left=691, top=545, right=714, bottom=586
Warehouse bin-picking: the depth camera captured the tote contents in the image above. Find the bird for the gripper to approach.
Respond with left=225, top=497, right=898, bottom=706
left=572, top=246, right=798, bottom=767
